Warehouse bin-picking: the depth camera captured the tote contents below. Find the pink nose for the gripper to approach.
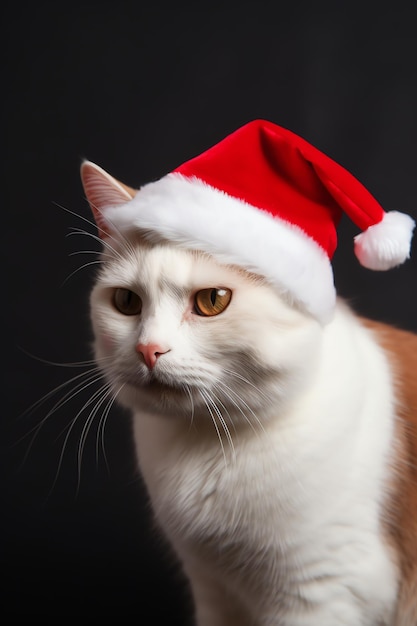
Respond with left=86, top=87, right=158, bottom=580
left=135, top=343, right=170, bottom=370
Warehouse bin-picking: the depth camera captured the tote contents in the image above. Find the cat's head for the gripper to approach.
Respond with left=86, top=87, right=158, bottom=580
left=81, top=162, right=323, bottom=423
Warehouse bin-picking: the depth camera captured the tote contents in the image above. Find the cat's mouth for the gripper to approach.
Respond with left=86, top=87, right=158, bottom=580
left=137, top=370, right=188, bottom=395
left=146, top=376, right=178, bottom=391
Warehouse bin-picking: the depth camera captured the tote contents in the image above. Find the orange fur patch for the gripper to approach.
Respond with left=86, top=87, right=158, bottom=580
left=361, top=318, right=417, bottom=624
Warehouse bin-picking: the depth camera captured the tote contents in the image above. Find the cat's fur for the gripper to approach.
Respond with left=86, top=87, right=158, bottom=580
left=82, top=162, right=417, bottom=626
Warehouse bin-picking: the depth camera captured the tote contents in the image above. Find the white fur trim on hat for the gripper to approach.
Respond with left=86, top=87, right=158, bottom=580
left=104, top=173, right=336, bottom=324
left=354, top=211, right=415, bottom=271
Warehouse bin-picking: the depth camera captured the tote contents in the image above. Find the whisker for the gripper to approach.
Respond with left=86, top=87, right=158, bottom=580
left=207, top=389, right=237, bottom=457
left=17, top=369, right=105, bottom=469
left=199, top=388, right=235, bottom=464
left=198, top=389, right=226, bottom=463
left=54, top=202, right=102, bottom=235
left=17, top=345, right=109, bottom=368
left=96, top=383, right=126, bottom=474
left=49, top=380, right=112, bottom=498
left=16, top=364, right=104, bottom=426
left=183, top=383, right=195, bottom=430
left=52, top=377, right=110, bottom=443
left=223, top=368, right=271, bottom=404
left=60, top=204, right=144, bottom=286
left=217, top=379, right=266, bottom=436
left=67, top=247, right=116, bottom=265
left=55, top=201, right=138, bottom=266
left=65, top=226, right=126, bottom=263
left=61, top=259, right=104, bottom=286
left=68, top=249, right=101, bottom=256
left=76, top=382, right=115, bottom=495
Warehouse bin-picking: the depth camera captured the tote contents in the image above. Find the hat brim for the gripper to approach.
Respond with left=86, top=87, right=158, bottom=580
left=103, top=173, right=336, bottom=324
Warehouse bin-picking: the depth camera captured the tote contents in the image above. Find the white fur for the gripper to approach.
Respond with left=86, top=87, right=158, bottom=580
left=90, top=240, right=400, bottom=625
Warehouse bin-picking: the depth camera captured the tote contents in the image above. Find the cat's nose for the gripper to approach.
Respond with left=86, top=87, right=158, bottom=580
left=135, top=343, right=170, bottom=370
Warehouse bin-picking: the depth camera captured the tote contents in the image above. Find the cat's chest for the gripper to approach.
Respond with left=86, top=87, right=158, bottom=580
left=134, top=416, right=310, bottom=546
left=133, top=410, right=399, bottom=616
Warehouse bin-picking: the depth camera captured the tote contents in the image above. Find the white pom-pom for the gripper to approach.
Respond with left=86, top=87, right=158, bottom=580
left=354, top=210, right=415, bottom=270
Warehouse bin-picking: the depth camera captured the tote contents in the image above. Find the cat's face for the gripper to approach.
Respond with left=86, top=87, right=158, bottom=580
left=90, top=235, right=322, bottom=424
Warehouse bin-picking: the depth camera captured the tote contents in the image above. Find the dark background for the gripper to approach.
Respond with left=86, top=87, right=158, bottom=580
left=4, top=2, right=417, bottom=623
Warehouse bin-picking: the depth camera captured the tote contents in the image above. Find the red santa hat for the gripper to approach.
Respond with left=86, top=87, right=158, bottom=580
left=100, top=119, right=415, bottom=323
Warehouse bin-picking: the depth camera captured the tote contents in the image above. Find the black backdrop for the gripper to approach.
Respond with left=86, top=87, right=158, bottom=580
left=4, top=3, right=417, bottom=623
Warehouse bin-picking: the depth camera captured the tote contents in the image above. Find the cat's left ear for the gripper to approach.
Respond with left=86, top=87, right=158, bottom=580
left=80, top=160, right=137, bottom=238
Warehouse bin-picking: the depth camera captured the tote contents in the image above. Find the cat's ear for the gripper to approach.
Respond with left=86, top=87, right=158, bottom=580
left=80, top=160, right=137, bottom=238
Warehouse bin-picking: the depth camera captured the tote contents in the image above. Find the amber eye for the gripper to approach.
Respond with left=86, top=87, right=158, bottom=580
left=194, top=288, right=232, bottom=317
left=113, top=288, right=142, bottom=315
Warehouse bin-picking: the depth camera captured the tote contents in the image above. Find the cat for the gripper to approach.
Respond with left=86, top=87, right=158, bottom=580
left=79, top=121, right=417, bottom=626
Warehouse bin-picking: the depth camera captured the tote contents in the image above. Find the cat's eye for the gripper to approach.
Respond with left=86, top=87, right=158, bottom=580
left=194, top=288, right=232, bottom=317
left=113, top=288, right=142, bottom=315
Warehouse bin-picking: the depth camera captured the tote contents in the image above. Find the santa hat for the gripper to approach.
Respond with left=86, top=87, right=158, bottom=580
left=100, top=119, right=415, bottom=323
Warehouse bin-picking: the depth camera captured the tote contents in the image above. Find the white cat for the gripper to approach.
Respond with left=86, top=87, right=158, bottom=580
left=80, top=121, right=417, bottom=626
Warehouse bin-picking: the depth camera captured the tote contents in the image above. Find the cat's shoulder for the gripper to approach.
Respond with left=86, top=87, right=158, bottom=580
left=359, top=315, right=417, bottom=430
left=360, top=316, right=417, bottom=620
left=359, top=315, right=417, bottom=347
left=359, top=316, right=417, bottom=389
